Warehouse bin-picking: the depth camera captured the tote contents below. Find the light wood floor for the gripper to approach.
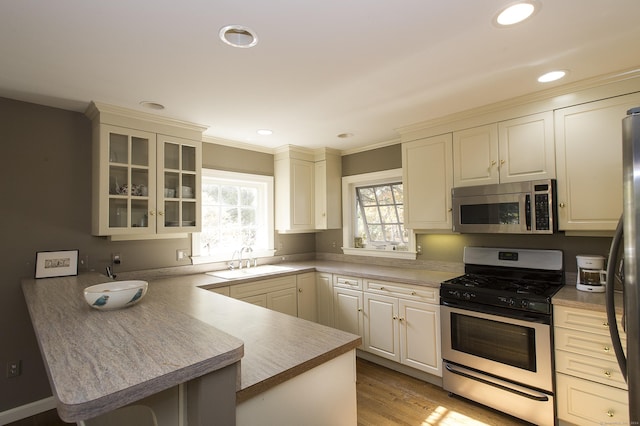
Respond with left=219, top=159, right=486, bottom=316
left=11, top=358, right=531, bottom=426
left=356, top=358, right=531, bottom=426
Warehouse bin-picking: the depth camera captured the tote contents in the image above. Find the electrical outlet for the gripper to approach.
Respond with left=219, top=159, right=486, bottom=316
left=112, top=253, right=121, bottom=265
left=7, top=360, right=21, bottom=378
left=176, top=249, right=188, bottom=261
left=79, top=254, right=90, bottom=272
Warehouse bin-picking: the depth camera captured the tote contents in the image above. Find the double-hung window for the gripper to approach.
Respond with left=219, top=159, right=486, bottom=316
left=191, top=169, right=274, bottom=264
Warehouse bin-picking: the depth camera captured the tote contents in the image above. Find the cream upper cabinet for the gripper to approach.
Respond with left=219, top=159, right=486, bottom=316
left=402, top=133, right=453, bottom=230
left=555, top=92, right=640, bottom=231
left=86, top=102, right=204, bottom=238
left=453, top=124, right=499, bottom=186
left=497, top=112, right=555, bottom=183
left=314, top=149, right=342, bottom=230
left=453, top=112, right=555, bottom=187
left=275, top=146, right=341, bottom=232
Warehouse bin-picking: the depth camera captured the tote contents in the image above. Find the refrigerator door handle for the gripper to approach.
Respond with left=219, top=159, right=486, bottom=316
left=606, top=215, right=627, bottom=382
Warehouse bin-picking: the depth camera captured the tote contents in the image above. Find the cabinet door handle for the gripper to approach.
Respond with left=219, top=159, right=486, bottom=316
left=158, top=211, right=164, bottom=216
left=393, top=315, right=398, bottom=320
left=607, top=410, right=614, bottom=418
left=491, top=160, right=497, bottom=166
left=603, top=321, right=609, bottom=327
left=604, top=370, right=612, bottom=378
left=604, top=346, right=610, bottom=352
left=500, top=159, right=505, bottom=165
left=559, top=202, right=566, bottom=208
left=357, top=308, right=363, bottom=312
left=399, top=317, right=405, bottom=322
left=149, top=210, right=156, bottom=216
left=380, top=286, right=386, bottom=291
left=411, top=291, right=417, bottom=296
left=298, top=288, right=303, bottom=293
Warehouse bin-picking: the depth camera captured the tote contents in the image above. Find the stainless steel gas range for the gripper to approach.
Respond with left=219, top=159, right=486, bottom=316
left=440, top=247, right=564, bottom=426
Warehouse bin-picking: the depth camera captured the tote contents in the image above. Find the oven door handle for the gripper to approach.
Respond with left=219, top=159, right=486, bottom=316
left=445, top=363, right=549, bottom=402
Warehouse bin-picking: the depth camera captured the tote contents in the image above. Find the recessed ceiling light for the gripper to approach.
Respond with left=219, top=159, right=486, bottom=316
left=219, top=25, right=258, bottom=48
left=538, top=70, right=567, bottom=83
left=139, top=101, right=165, bottom=110
left=337, top=133, right=354, bottom=139
left=257, top=129, right=272, bottom=136
left=494, top=1, right=539, bottom=26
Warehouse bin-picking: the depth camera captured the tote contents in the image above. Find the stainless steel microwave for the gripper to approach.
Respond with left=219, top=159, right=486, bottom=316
left=452, top=179, right=556, bottom=234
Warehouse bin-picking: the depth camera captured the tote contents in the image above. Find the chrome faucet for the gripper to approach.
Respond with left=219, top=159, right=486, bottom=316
left=239, top=246, right=256, bottom=269
left=229, top=250, right=239, bottom=270
left=105, top=266, right=116, bottom=280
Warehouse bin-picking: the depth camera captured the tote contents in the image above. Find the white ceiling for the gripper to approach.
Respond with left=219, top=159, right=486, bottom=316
left=1, top=1, right=640, bottom=152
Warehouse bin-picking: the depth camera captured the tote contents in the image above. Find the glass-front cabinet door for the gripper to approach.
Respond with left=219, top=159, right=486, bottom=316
left=98, top=125, right=157, bottom=236
left=157, top=135, right=201, bottom=233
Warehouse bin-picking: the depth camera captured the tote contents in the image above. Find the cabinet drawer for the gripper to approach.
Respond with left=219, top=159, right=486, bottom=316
left=230, top=275, right=296, bottom=299
left=364, top=280, right=438, bottom=303
left=554, top=327, right=624, bottom=363
left=333, top=275, right=363, bottom=290
left=556, top=373, right=628, bottom=426
left=555, top=349, right=627, bottom=389
left=554, top=305, right=624, bottom=337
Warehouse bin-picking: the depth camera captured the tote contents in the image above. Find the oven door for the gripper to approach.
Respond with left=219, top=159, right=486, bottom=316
left=441, top=304, right=552, bottom=392
left=452, top=192, right=530, bottom=234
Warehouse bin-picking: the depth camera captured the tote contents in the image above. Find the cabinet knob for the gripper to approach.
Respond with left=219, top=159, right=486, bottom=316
left=607, top=410, right=614, bottom=418
left=603, top=321, right=609, bottom=327
left=158, top=211, right=164, bottom=216
left=448, top=208, right=453, bottom=212
left=399, top=317, right=405, bottom=322
left=393, top=315, right=398, bottom=320
left=411, top=291, right=417, bottom=296
left=380, top=286, right=386, bottom=291
left=149, top=211, right=156, bottom=216
left=604, top=370, right=612, bottom=378
left=298, top=288, right=303, bottom=293
left=358, top=308, right=363, bottom=312
left=604, top=346, right=610, bottom=352
left=491, top=160, right=497, bottom=166
left=559, top=202, right=566, bottom=208
left=500, top=159, right=505, bottom=165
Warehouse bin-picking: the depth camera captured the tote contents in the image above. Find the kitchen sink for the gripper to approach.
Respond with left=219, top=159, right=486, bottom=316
left=206, top=264, right=294, bottom=280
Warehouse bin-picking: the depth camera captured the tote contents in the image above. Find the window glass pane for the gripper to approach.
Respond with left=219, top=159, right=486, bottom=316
left=364, top=206, right=380, bottom=223
left=358, top=188, right=377, bottom=205
left=369, top=225, right=384, bottom=241
left=378, top=206, right=397, bottom=223
left=375, top=185, right=395, bottom=205
left=393, top=185, right=403, bottom=204
left=221, top=186, right=238, bottom=205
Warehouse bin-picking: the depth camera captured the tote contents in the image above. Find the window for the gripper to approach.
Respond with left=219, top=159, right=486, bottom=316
left=191, top=169, right=274, bottom=264
left=355, top=182, right=407, bottom=247
left=342, top=168, right=416, bottom=259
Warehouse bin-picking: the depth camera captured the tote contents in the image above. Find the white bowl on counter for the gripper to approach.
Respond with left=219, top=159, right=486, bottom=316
left=84, top=280, right=148, bottom=310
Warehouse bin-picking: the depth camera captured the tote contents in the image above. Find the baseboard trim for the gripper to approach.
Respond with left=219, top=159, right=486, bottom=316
left=0, top=397, right=57, bottom=425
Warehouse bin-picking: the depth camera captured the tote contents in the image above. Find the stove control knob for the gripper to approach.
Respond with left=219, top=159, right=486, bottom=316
left=463, top=292, right=471, bottom=300
left=507, top=297, right=515, bottom=306
left=520, top=299, right=529, bottom=309
left=449, top=290, right=460, bottom=299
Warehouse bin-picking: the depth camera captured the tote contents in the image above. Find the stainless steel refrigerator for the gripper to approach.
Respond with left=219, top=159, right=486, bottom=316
left=606, top=106, right=640, bottom=423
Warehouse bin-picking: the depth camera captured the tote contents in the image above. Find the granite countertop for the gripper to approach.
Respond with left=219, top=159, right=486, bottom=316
left=22, top=269, right=362, bottom=421
left=22, top=273, right=244, bottom=422
left=552, top=282, right=624, bottom=315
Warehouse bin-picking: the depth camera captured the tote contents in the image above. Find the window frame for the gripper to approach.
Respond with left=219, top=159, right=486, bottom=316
left=342, top=168, right=416, bottom=260
left=191, top=169, right=275, bottom=265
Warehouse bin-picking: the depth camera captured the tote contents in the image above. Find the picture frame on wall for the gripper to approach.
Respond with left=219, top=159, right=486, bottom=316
left=35, top=249, right=79, bottom=279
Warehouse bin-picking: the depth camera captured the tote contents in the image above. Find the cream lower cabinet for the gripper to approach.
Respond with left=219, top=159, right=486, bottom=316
left=363, top=280, right=441, bottom=376
left=296, top=272, right=317, bottom=322
left=554, top=92, right=640, bottom=232
left=333, top=275, right=364, bottom=346
left=316, top=272, right=334, bottom=327
left=554, top=305, right=628, bottom=425
left=230, top=275, right=298, bottom=316
left=402, top=133, right=453, bottom=230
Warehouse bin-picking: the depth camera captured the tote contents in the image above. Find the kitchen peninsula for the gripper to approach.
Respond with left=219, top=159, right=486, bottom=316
left=22, top=271, right=361, bottom=425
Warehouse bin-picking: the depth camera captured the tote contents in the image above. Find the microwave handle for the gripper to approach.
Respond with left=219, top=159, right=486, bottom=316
left=525, top=194, right=532, bottom=231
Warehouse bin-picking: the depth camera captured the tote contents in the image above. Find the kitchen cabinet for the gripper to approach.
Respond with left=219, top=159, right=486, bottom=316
left=314, top=148, right=342, bottom=230
left=296, top=272, right=317, bottom=322
left=333, top=275, right=364, bottom=345
left=316, top=272, right=334, bottom=327
left=86, top=102, right=204, bottom=238
left=554, top=92, right=640, bottom=231
left=274, top=146, right=341, bottom=232
left=402, top=133, right=453, bottom=230
left=554, top=305, right=628, bottom=426
left=453, top=112, right=555, bottom=187
left=230, top=275, right=298, bottom=316
left=209, top=286, right=230, bottom=296
left=363, top=280, right=441, bottom=376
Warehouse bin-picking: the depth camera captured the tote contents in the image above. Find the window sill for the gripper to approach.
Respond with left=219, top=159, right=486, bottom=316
left=342, top=247, right=417, bottom=260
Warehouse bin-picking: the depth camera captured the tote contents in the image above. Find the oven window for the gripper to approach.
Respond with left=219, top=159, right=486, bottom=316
left=451, top=312, right=536, bottom=371
left=460, top=202, right=519, bottom=225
